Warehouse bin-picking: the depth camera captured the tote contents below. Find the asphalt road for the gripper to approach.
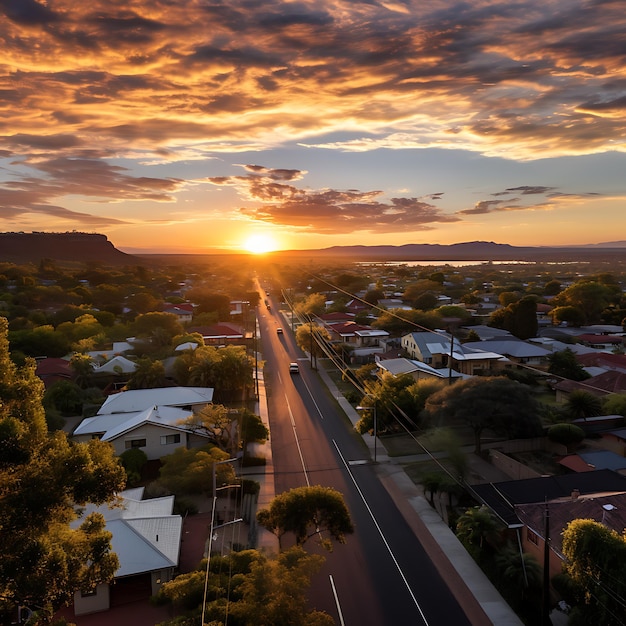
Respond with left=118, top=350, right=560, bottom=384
left=257, top=288, right=473, bottom=626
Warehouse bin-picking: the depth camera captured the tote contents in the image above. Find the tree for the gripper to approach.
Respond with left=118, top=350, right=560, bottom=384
left=563, top=389, right=603, bottom=420
left=547, top=423, right=585, bottom=448
left=178, top=403, right=238, bottom=453
left=603, top=392, right=626, bottom=417
left=257, top=485, right=354, bottom=551
left=126, top=356, right=166, bottom=389
left=561, top=519, right=626, bottom=625
left=553, top=281, right=614, bottom=324
left=69, top=352, right=96, bottom=388
left=424, top=377, right=543, bottom=453
left=456, top=506, right=500, bottom=552
left=157, top=445, right=236, bottom=496
left=488, top=296, right=538, bottom=339
left=548, top=348, right=590, bottom=381
left=294, top=293, right=327, bottom=317
left=372, top=308, right=441, bottom=334
left=156, top=547, right=333, bottom=626
left=0, top=317, right=126, bottom=621
left=132, top=312, right=183, bottom=346
left=295, top=322, right=332, bottom=364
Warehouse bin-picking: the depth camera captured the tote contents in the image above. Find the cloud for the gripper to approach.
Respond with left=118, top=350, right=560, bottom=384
left=0, top=0, right=625, bottom=163
left=207, top=165, right=459, bottom=233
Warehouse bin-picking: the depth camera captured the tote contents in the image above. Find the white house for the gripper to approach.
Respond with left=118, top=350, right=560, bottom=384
left=72, top=488, right=182, bottom=616
left=97, top=386, right=214, bottom=415
left=72, top=405, right=210, bottom=459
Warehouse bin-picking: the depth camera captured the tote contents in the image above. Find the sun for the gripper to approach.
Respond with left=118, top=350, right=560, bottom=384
left=243, top=234, right=278, bottom=254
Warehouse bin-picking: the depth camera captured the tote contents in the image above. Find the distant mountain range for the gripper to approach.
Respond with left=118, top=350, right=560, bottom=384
left=283, top=241, right=626, bottom=262
left=0, top=232, right=625, bottom=264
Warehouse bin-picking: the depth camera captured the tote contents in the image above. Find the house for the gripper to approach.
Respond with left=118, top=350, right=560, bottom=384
left=35, top=357, right=74, bottom=388
left=71, top=487, right=182, bottom=616
left=97, top=386, right=214, bottom=415
left=163, top=303, right=194, bottom=324
left=93, top=355, right=138, bottom=375
left=553, top=370, right=626, bottom=402
left=463, top=338, right=552, bottom=368
left=577, top=333, right=625, bottom=350
left=472, top=470, right=626, bottom=581
left=375, top=357, right=464, bottom=383
left=72, top=405, right=210, bottom=459
left=187, top=323, right=247, bottom=346
left=316, top=311, right=356, bottom=326
left=401, top=331, right=504, bottom=376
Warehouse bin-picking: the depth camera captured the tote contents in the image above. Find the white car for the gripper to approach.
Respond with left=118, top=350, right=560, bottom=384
left=276, top=327, right=283, bottom=334
left=289, top=362, right=299, bottom=374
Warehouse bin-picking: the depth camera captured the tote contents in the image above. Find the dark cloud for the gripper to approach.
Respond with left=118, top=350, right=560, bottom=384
left=208, top=165, right=458, bottom=234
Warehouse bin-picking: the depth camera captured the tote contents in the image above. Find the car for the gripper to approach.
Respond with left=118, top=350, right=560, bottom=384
left=276, top=327, right=283, bottom=334
left=289, top=362, right=299, bottom=374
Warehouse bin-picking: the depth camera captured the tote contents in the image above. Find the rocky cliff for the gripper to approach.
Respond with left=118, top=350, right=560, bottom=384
left=0, top=232, right=137, bottom=264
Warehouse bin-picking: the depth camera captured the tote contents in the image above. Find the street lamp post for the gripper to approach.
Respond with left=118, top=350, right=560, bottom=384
left=356, top=402, right=377, bottom=462
left=201, top=457, right=239, bottom=625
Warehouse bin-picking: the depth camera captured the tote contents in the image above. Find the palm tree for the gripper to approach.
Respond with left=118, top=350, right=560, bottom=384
left=564, top=389, right=602, bottom=420
left=456, top=506, right=500, bottom=550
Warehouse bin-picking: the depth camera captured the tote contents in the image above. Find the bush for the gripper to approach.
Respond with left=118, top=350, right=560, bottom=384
left=174, top=496, right=198, bottom=516
left=547, top=423, right=585, bottom=446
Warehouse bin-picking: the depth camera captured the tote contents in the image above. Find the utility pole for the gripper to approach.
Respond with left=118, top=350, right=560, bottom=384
left=541, top=499, right=551, bottom=626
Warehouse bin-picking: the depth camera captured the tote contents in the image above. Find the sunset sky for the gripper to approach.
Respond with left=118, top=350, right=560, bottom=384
left=1, top=0, right=625, bottom=254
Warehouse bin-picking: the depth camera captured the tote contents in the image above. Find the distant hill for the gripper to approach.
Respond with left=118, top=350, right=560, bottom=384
left=276, top=241, right=626, bottom=262
left=0, top=232, right=138, bottom=265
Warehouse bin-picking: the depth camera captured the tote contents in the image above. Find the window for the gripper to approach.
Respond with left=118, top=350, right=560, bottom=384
left=160, top=434, right=181, bottom=445
left=125, top=439, right=146, bottom=449
left=80, top=588, right=97, bottom=598
left=527, top=529, right=538, bottom=546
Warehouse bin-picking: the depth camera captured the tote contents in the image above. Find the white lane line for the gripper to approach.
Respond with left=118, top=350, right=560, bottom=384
left=329, top=575, right=345, bottom=626
left=286, top=395, right=310, bottom=486
left=300, top=373, right=325, bottom=421
left=333, top=440, right=430, bottom=626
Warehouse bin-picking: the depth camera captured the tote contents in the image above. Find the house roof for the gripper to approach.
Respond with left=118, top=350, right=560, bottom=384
left=558, top=455, right=595, bottom=473
left=317, top=311, right=356, bottom=324
left=463, top=326, right=515, bottom=341
left=576, top=352, right=626, bottom=373
left=98, top=386, right=214, bottom=414
left=578, top=450, right=626, bottom=472
left=577, top=334, right=624, bottom=345
left=187, top=323, right=244, bottom=338
left=74, top=488, right=182, bottom=578
left=464, top=339, right=551, bottom=359
left=93, top=355, right=137, bottom=374
left=515, top=493, right=626, bottom=555
left=74, top=405, right=196, bottom=441
left=471, top=469, right=626, bottom=527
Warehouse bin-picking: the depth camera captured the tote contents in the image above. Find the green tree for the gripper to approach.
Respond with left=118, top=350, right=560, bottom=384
left=563, top=389, right=603, bottom=420
left=157, top=445, right=236, bottom=496
left=603, top=393, right=626, bottom=417
left=43, top=379, right=84, bottom=417
left=488, top=296, right=538, bottom=339
left=372, top=308, right=441, bottom=334
left=69, top=352, right=95, bottom=388
left=424, top=377, right=542, bottom=453
left=562, top=519, right=626, bottom=625
left=120, top=448, right=148, bottom=486
left=550, top=305, right=586, bottom=327
left=126, top=357, right=166, bottom=389
left=456, top=506, right=500, bottom=553
left=132, top=312, right=183, bottom=347
left=294, top=292, right=327, bottom=317
left=295, top=322, right=332, bottom=365
left=548, top=348, right=590, bottom=381
left=553, top=281, right=614, bottom=325
left=547, top=423, right=585, bottom=448
left=257, top=485, right=354, bottom=551
left=0, top=317, right=126, bottom=621
left=156, top=547, right=333, bottom=626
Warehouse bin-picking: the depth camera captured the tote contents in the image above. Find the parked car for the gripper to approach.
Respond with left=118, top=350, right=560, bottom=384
left=276, top=327, right=283, bottom=334
left=289, top=362, right=299, bottom=374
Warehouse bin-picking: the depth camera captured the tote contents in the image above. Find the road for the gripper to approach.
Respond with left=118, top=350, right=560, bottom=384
left=257, top=288, right=473, bottom=626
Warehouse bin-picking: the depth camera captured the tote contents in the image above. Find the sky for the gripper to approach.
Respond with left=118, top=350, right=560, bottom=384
left=1, top=0, right=625, bottom=254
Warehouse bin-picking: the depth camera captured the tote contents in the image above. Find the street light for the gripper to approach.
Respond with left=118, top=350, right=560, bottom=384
left=201, top=457, right=239, bottom=625
left=356, top=402, right=377, bottom=463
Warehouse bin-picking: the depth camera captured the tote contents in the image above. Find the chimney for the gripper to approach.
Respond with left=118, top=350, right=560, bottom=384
left=571, top=489, right=580, bottom=500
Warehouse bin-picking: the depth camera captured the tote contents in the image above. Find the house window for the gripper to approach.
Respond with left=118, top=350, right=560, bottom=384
left=80, top=588, right=97, bottom=598
left=125, top=439, right=146, bottom=449
left=527, top=529, right=539, bottom=546
left=160, top=434, right=181, bottom=445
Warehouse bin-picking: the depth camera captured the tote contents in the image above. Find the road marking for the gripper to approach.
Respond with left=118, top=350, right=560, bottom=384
left=333, top=440, right=430, bottom=626
left=286, top=395, right=310, bottom=486
left=329, top=575, right=345, bottom=626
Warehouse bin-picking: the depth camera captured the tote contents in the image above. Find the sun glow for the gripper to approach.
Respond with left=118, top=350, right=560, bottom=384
left=243, top=233, right=279, bottom=254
